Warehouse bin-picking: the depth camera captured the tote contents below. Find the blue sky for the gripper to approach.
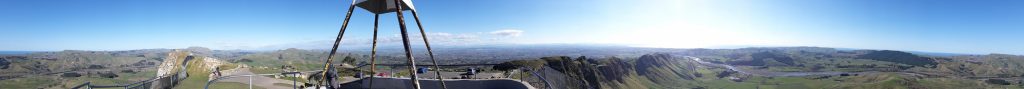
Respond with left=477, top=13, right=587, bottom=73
left=1, top=0, right=1023, bottom=55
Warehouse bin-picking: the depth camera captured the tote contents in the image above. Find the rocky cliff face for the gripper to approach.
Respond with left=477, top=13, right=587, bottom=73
left=155, top=50, right=227, bottom=77
left=156, top=50, right=190, bottom=77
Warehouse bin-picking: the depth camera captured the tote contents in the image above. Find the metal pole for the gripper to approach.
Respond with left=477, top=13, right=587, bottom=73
left=293, top=73, right=297, bottom=89
left=317, top=0, right=358, bottom=88
left=409, top=10, right=449, bottom=89
left=542, top=67, right=548, bottom=89
left=245, top=75, right=249, bottom=89
left=391, top=0, right=421, bottom=88
left=368, top=14, right=381, bottom=89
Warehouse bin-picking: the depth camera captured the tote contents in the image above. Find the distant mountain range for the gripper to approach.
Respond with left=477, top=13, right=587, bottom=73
left=0, top=51, right=37, bottom=55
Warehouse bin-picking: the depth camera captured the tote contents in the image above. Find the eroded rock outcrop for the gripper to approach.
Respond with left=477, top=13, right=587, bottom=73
left=156, top=50, right=190, bottom=77
left=155, top=50, right=228, bottom=77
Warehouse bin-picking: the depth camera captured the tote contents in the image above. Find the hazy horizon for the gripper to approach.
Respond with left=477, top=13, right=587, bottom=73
left=3, top=0, right=1023, bottom=55
left=0, top=43, right=998, bottom=56
left=8, top=1, right=1024, bottom=89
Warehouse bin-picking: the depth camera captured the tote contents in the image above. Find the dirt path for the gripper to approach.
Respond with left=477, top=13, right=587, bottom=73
left=217, top=67, right=298, bottom=89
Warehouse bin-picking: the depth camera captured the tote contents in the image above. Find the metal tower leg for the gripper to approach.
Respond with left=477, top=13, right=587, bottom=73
left=410, top=10, right=449, bottom=89
left=392, top=0, right=421, bottom=88
left=317, top=0, right=358, bottom=88
left=368, top=14, right=381, bottom=89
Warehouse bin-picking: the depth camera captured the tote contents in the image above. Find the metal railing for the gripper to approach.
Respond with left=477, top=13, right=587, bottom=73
left=203, top=71, right=323, bottom=89
left=70, top=82, right=91, bottom=89
left=72, top=73, right=186, bottom=89
left=525, top=67, right=553, bottom=89
left=72, top=56, right=192, bottom=89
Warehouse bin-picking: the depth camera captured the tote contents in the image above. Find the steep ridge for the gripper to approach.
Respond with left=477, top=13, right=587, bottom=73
left=634, top=54, right=698, bottom=86
left=533, top=54, right=700, bottom=89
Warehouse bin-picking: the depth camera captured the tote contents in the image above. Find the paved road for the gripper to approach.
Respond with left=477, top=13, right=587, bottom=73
left=218, top=67, right=298, bottom=89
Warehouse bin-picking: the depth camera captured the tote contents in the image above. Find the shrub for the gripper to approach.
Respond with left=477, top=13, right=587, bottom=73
left=986, top=79, right=1011, bottom=85
left=61, top=72, right=82, bottom=77
left=98, top=72, right=119, bottom=78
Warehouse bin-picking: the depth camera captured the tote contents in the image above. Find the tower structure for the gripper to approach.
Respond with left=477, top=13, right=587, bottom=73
left=316, top=0, right=447, bottom=89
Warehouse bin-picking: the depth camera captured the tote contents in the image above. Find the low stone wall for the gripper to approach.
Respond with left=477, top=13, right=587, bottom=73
left=339, top=77, right=535, bottom=89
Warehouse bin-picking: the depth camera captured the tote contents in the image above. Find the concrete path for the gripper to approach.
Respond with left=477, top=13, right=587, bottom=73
left=217, top=67, right=298, bottom=89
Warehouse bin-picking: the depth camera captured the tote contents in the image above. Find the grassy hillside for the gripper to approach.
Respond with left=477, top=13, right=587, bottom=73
left=0, top=49, right=167, bottom=77
left=0, top=49, right=258, bottom=89
left=0, top=49, right=168, bottom=89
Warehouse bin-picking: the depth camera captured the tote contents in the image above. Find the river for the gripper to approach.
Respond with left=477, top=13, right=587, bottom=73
left=685, top=56, right=850, bottom=77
